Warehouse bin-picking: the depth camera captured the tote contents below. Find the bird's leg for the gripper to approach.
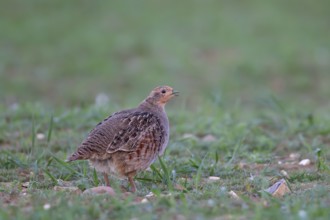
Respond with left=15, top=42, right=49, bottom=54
left=128, top=176, right=136, bottom=193
left=103, top=173, right=111, bottom=187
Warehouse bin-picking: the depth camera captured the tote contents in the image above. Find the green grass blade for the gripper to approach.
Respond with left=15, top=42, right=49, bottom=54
left=298, top=134, right=313, bottom=154
left=46, top=157, right=53, bottom=167
left=150, top=164, right=163, bottom=181
left=43, top=169, right=58, bottom=184
left=92, top=168, right=99, bottom=186
left=226, top=137, right=244, bottom=167
left=158, top=156, right=173, bottom=191
left=47, top=114, right=54, bottom=143
left=135, top=177, right=160, bottom=183
left=52, top=156, right=82, bottom=176
left=215, top=151, right=219, bottom=164
left=31, top=114, right=35, bottom=154
left=194, top=153, right=208, bottom=189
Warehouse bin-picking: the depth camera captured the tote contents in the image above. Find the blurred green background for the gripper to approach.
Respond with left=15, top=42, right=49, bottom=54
left=1, top=1, right=330, bottom=219
left=1, top=0, right=329, bottom=110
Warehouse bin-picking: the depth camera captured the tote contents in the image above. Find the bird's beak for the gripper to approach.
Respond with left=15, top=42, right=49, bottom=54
left=172, top=90, right=179, bottom=96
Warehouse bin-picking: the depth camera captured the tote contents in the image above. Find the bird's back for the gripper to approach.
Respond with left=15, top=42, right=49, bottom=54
left=67, top=107, right=169, bottom=163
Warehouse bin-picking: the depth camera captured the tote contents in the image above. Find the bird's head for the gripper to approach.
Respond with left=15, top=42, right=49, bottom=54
left=143, top=85, right=179, bottom=108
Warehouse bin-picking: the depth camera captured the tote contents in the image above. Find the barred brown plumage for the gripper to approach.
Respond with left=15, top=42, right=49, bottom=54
left=67, top=85, right=178, bottom=192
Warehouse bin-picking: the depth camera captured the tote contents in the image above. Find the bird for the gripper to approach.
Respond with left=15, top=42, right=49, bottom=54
left=67, top=85, right=178, bottom=192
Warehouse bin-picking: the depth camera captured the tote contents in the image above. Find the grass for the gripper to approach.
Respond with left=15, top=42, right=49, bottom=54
left=1, top=0, right=330, bottom=219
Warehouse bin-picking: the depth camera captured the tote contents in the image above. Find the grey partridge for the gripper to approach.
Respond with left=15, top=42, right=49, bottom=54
left=67, top=85, right=178, bottom=192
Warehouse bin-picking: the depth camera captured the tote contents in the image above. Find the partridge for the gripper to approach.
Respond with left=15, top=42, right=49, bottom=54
left=67, top=85, right=178, bottom=192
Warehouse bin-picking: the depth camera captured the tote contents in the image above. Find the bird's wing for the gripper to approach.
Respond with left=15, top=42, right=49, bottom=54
left=106, top=112, right=164, bottom=153
left=68, top=110, right=130, bottom=161
left=67, top=110, right=164, bottom=161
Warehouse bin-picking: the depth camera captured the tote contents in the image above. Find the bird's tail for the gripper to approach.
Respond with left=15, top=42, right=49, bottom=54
left=65, top=152, right=82, bottom=162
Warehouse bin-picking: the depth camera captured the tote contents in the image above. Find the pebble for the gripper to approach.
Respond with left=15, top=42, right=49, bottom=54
left=208, top=176, right=220, bottom=181
left=43, top=203, right=51, bottom=210
left=54, top=186, right=82, bottom=194
left=265, top=179, right=291, bottom=197
left=280, top=170, right=289, bottom=178
left=36, top=133, right=45, bottom=140
left=298, top=159, right=311, bottom=166
left=201, top=134, right=217, bottom=142
left=289, top=153, right=300, bottom=160
left=228, top=190, right=241, bottom=201
left=145, top=192, right=154, bottom=198
left=83, top=186, right=116, bottom=196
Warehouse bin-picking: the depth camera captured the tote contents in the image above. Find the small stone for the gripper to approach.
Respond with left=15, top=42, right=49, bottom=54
left=145, top=192, right=154, bottom=198
left=299, top=159, right=311, bottom=166
left=43, top=203, right=51, bottom=210
left=201, top=134, right=216, bottom=142
left=54, top=186, right=82, bottom=194
left=36, top=133, right=45, bottom=140
left=22, top=182, right=30, bottom=188
left=228, top=190, right=241, bottom=201
left=83, top=186, right=116, bottom=196
left=280, top=170, right=289, bottom=178
left=265, top=179, right=291, bottom=198
left=289, top=153, right=300, bottom=160
left=208, top=176, right=220, bottom=181
left=141, top=198, right=148, bottom=203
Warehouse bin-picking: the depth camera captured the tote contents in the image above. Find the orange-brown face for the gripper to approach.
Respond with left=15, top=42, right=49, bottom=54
left=149, top=85, right=179, bottom=105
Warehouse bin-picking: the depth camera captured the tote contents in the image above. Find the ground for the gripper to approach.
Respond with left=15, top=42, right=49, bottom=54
left=0, top=0, right=330, bottom=219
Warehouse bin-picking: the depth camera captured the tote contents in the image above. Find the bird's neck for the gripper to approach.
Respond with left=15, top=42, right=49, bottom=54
left=139, top=98, right=165, bottom=113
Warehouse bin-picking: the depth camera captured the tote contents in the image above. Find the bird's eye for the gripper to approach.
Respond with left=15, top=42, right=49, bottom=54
left=161, top=89, right=166, bottom=94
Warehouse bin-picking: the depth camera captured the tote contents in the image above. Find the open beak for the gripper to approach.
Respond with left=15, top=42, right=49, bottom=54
left=171, top=90, right=179, bottom=96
